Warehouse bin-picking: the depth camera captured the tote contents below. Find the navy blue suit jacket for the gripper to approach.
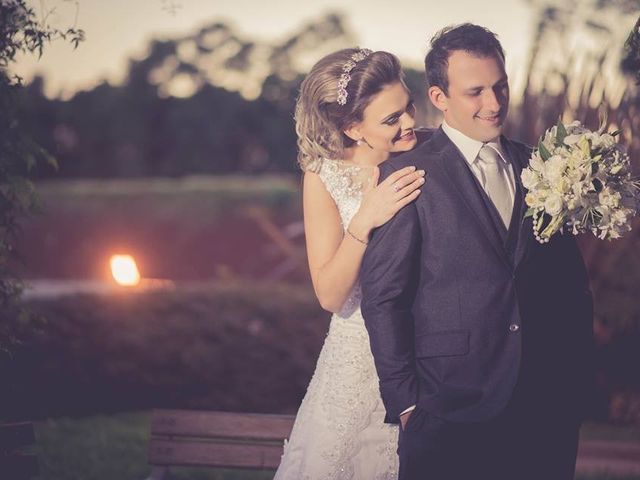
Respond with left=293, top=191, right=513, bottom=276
left=360, top=127, right=594, bottom=424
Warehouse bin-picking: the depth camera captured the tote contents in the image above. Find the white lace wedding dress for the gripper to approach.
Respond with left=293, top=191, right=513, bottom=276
left=274, top=159, right=399, bottom=480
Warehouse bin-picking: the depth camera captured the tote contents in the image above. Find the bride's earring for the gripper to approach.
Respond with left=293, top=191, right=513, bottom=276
left=357, top=137, right=373, bottom=149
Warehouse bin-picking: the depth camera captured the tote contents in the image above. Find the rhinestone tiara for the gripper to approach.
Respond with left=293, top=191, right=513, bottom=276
left=336, top=48, right=373, bottom=106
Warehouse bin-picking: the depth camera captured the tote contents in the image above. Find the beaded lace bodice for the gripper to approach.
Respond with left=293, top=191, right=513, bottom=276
left=317, top=158, right=372, bottom=229
left=274, top=158, right=398, bottom=480
left=316, top=158, right=373, bottom=318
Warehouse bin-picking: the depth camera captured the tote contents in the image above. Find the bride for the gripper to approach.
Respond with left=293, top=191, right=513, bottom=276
left=274, top=48, right=428, bottom=480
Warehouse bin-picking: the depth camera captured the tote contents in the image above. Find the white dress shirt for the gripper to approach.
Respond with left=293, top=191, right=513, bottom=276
left=441, top=120, right=516, bottom=211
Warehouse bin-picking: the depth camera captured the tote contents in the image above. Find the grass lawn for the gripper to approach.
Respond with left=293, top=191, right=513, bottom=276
left=34, top=411, right=640, bottom=480
left=35, top=411, right=273, bottom=480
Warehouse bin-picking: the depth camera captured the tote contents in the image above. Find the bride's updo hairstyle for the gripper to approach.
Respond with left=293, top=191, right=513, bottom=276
left=295, top=48, right=404, bottom=172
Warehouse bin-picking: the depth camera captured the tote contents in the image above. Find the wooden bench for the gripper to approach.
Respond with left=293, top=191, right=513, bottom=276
left=576, top=439, right=640, bottom=475
left=0, top=422, right=39, bottom=480
left=147, top=410, right=640, bottom=478
left=147, top=409, right=295, bottom=479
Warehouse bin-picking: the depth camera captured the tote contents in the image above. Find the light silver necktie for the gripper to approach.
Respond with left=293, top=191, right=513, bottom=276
left=477, top=144, right=513, bottom=228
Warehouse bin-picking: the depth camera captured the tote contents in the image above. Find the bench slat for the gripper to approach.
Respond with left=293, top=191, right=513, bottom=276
left=578, top=439, right=640, bottom=462
left=576, top=458, right=640, bottom=475
left=151, top=410, right=294, bottom=440
left=0, top=453, right=40, bottom=478
left=148, top=439, right=284, bottom=470
left=0, top=423, right=36, bottom=450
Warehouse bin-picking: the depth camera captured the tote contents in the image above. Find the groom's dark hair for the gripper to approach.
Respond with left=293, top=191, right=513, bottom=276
left=425, top=23, right=505, bottom=95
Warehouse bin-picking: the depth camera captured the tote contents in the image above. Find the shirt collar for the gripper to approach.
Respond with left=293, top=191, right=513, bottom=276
left=441, top=120, right=507, bottom=166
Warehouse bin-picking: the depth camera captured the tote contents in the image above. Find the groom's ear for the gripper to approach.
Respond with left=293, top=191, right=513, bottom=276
left=428, top=86, right=447, bottom=113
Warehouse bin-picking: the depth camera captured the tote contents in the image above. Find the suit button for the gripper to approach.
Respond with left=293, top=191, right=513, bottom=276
left=509, top=324, right=520, bottom=332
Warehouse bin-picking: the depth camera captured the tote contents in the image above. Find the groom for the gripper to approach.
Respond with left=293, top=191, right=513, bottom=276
left=360, top=24, right=594, bottom=480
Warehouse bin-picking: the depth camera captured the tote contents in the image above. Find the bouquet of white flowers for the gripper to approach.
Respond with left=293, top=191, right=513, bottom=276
left=521, top=120, right=640, bottom=243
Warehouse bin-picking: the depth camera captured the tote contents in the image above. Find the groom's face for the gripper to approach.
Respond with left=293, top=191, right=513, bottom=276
left=430, top=50, right=509, bottom=142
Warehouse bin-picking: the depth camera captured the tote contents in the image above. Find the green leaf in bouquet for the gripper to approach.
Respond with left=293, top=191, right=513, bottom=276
left=524, top=207, right=536, bottom=218
left=579, top=137, right=591, bottom=156
left=538, top=141, right=552, bottom=161
left=610, top=164, right=623, bottom=175
left=555, top=119, right=568, bottom=145
left=541, top=213, right=564, bottom=238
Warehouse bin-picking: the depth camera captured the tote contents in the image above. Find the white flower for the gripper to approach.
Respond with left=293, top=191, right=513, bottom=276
left=529, top=153, right=545, bottom=173
left=543, top=155, right=567, bottom=184
left=598, top=188, right=621, bottom=208
left=563, top=133, right=584, bottom=145
left=521, top=168, right=539, bottom=190
left=612, top=208, right=630, bottom=225
left=572, top=182, right=584, bottom=197
left=544, top=192, right=563, bottom=216
left=567, top=195, right=581, bottom=210
left=525, top=190, right=545, bottom=209
left=588, top=132, right=616, bottom=150
left=565, top=163, right=586, bottom=184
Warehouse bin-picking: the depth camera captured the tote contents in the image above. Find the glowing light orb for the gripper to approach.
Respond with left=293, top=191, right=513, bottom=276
left=110, top=255, right=141, bottom=286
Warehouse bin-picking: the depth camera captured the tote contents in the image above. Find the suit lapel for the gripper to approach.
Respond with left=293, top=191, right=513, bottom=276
left=435, top=129, right=511, bottom=269
left=501, top=136, right=534, bottom=268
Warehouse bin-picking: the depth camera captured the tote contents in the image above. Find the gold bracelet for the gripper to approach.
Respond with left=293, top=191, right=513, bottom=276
left=347, top=228, right=368, bottom=245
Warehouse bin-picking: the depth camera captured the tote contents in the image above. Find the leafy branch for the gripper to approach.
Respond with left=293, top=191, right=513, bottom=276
left=0, top=0, right=84, bottom=354
left=621, top=14, right=640, bottom=83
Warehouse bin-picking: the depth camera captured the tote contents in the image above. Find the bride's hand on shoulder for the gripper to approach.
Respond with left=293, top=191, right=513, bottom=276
left=349, top=166, right=425, bottom=238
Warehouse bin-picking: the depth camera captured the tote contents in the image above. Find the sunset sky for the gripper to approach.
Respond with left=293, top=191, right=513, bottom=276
left=12, top=0, right=536, bottom=98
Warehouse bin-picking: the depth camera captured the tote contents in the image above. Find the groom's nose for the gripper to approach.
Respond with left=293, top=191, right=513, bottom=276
left=483, top=89, right=502, bottom=113
left=486, top=86, right=509, bottom=113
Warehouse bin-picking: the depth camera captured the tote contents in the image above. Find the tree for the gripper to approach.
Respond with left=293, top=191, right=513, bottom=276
left=621, top=14, right=640, bottom=83
left=0, top=0, right=83, bottom=353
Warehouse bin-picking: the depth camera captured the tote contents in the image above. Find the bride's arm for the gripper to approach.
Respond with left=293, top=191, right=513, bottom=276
left=304, top=167, right=424, bottom=313
left=303, top=172, right=365, bottom=312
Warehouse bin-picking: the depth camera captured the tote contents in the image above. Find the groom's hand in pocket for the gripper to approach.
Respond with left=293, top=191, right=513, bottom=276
left=399, top=410, right=413, bottom=431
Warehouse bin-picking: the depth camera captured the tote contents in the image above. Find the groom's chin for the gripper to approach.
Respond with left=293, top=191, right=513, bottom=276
left=472, top=124, right=505, bottom=143
left=478, top=116, right=507, bottom=139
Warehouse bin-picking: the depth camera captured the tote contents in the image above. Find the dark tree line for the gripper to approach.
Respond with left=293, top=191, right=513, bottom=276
left=18, top=14, right=434, bottom=179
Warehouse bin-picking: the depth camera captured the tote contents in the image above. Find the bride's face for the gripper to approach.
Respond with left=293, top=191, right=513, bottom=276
left=348, top=81, right=417, bottom=154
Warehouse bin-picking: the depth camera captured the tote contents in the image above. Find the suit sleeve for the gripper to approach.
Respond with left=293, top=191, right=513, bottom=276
left=360, top=164, right=422, bottom=421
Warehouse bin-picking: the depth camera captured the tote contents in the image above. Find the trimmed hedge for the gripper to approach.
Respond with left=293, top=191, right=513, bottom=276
left=1, top=281, right=328, bottom=420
